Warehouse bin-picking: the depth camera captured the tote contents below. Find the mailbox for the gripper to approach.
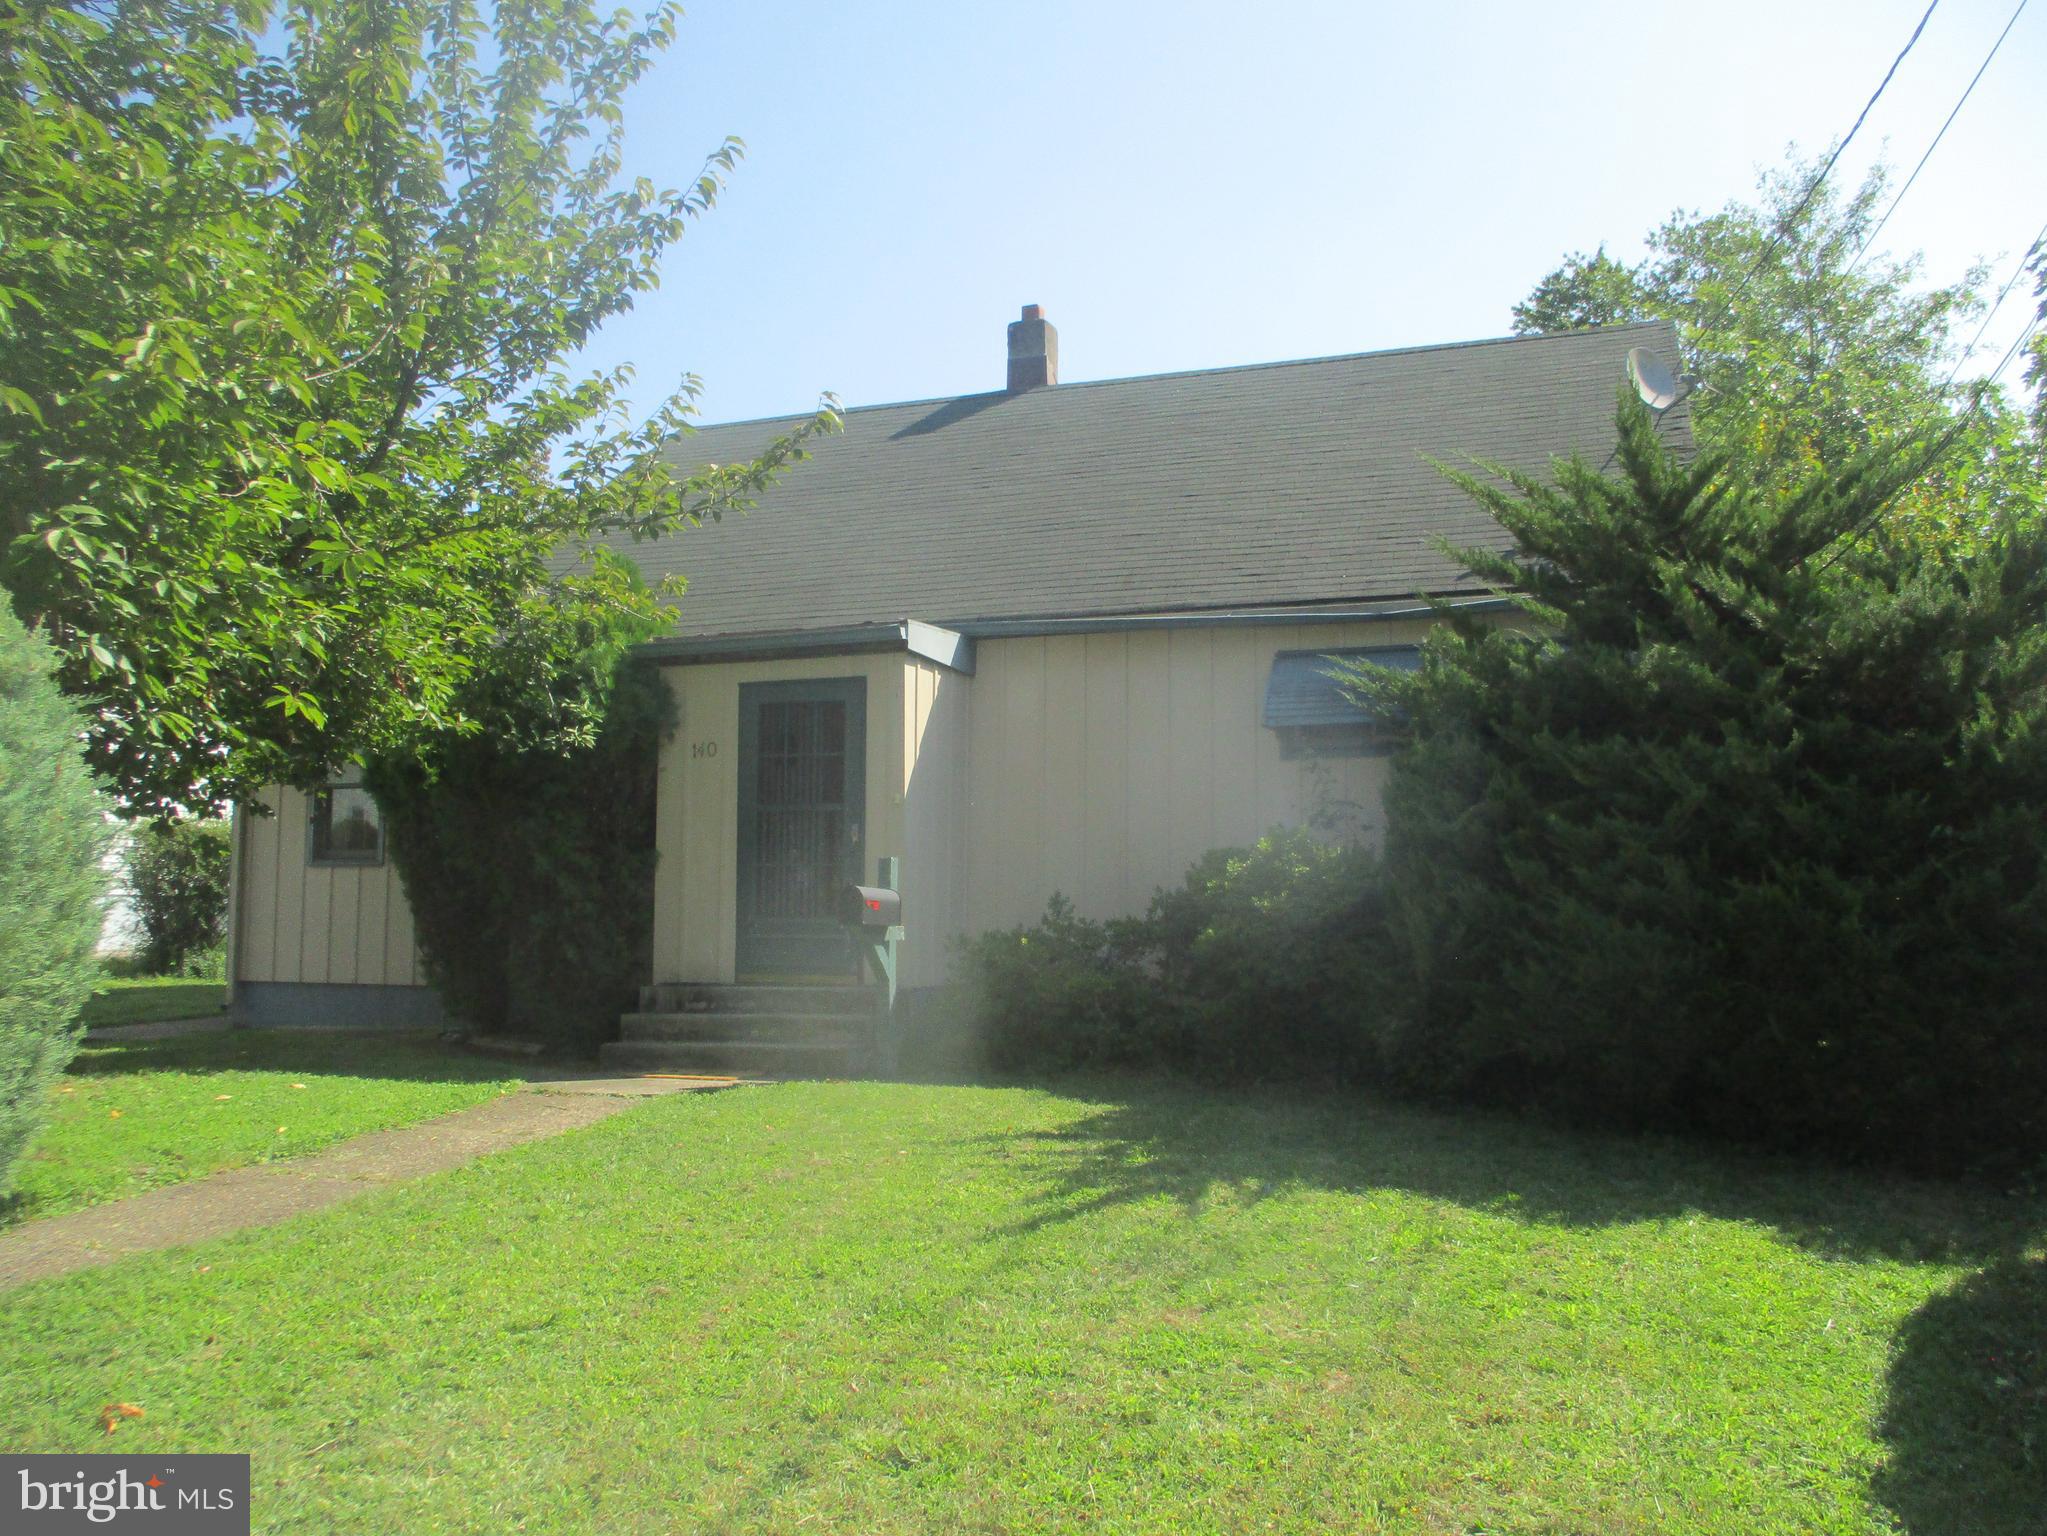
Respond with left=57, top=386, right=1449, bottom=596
left=841, top=884, right=901, bottom=928
left=845, top=860, right=904, bottom=1067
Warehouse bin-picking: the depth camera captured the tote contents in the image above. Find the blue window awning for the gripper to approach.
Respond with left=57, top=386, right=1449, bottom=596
left=1261, top=645, right=1419, bottom=729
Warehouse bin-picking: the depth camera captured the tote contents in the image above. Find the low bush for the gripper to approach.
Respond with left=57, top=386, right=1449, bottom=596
left=171, top=943, right=227, bottom=981
left=0, top=606, right=110, bottom=1200
left=959, top=829, right=1384, bottom=1082
left=127, top=816, right=230, bottom=974
left=1152, top=831, right=1385, bottom=1080
left=958, top=898, right=1163, bottom=1074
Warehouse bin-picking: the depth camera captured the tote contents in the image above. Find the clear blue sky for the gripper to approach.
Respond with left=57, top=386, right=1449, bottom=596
left=573, top=0, right=2047, bottom=425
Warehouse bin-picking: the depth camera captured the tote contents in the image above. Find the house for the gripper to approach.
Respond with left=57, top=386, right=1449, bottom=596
left=224, top=310, right=1691, bottom=1063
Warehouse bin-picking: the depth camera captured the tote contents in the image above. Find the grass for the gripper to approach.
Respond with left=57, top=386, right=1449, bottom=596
left=6, top=1030, right=522, bottom=1223
left=77, top=977, right=229, bottom=1028
left=1, top=1078, right=2040, bottom=1534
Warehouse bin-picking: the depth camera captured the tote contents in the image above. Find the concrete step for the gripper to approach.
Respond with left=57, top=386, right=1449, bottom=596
left=619, top=1011, right=870, bottom=1045
left=598, top=1037, right=865, bottom=1079
left=638, top=982, right=875, bottom=1018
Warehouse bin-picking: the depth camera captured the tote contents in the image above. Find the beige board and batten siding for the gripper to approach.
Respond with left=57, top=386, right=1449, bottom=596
left=958, top=621, right=1420, bottom=936
left=234, top=786, right=421, bottom=987
left=653, top=652, right=913, bottom=987
left=652, top=619, right=1432, bottom=993
left=902, top=655, right=970, bottom=988
left=238, top=621, right=1441, bottom=996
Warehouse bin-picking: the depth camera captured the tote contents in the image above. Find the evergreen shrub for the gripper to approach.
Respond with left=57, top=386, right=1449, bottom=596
left=1346, top=399, right=2047, bottom=1176
left=0, top=607, right=109, bottom=1199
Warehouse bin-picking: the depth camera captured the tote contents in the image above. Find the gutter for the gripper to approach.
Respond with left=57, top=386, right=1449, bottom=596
left=629, top=596, right=1517, bottom=672
left=635, top=619, right=976, bottom=674
left=949, top=596, right=1513, bottom=638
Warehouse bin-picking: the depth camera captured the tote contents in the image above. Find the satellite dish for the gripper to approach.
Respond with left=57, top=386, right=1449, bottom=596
left=1626, top=346, right=1685, bottom=412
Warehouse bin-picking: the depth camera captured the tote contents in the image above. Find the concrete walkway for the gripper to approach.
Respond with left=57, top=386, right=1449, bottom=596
left=0, top=1075, right=738, bottom=1292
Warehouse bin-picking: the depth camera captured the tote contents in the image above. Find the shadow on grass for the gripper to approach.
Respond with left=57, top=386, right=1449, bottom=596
left=973, top=1076, right=2042, bottom=1268
left=63, top=1028, right=517, bottom=1087
left=76, top=980, right=227, bottom=1029
left=970, top=1076, right=2047, bottom=1532
left=1873, top=1255, right=2047, bottom=1535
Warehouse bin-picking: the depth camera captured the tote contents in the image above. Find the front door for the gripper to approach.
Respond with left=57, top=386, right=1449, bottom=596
left=736, top=678, right=866, bottom=980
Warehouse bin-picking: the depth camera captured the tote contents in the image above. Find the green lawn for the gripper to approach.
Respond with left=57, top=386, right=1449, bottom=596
left=78, top=977, right=229, bottom=1028
left=1, top=1080, right=2038, bottom=1534
left=6, top=1030, right=522, bottom=1223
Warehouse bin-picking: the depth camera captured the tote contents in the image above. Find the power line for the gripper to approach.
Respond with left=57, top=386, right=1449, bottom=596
left=1982, top=313, right=2040, bottom=393
left=1813, top=317, right=2030, bottom=572
left=1731, top=0, right=1939, bottom=303
left=1815, top=219, right=2040, bottom=570
left=1942, top=303, right=2039, bottom=434
left=1946, top=216, right=2047, bottom=387
left=1852, top=0, right=2031, bottom=269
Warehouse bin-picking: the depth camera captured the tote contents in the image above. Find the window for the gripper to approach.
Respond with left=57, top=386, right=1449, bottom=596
left=1261, top=645, right=1419, bottom=759
left=309, top=781, right=384, bottom=866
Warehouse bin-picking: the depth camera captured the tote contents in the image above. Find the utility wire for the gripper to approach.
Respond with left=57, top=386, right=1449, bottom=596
left=1809, top=215, right=2040, bottom=571
left=1945, top=216, right=2047, bottom=387
left=1982, top=312, right=2041, bottom=392
left=1810, top=314, right=2031, bottom=574
left=1852, top=0, right=2031, bottom=269
left=1730, top=0, right=1939, bottom=304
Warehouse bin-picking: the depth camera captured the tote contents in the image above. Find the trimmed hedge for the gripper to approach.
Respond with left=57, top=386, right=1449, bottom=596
left=0, top=606, right=109, bottom=1199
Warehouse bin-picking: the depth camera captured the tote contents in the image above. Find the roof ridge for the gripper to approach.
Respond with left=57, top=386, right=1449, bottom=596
left=671, top=320, right=1677, bottom=436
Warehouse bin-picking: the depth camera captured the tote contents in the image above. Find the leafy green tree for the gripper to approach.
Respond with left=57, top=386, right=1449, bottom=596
left=0, top=607, right=109, bottom=1201
left=1, top=0, right=834, bottom=815
left=1510, top=246, right=1645, bottom=335
left=128, top=817, right=232, bottom=974
left=1512, top=156, right=1998, bottom=480
left=1345, top=400, right=2047, bottom=1177
left=2025, top=245, right=2047, bottom=442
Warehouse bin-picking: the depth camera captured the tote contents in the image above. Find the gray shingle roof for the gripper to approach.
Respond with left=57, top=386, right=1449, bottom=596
left=591, top=321, right=1689, bottom=639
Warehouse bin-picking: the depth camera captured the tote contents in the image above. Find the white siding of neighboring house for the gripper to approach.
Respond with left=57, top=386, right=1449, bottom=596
left=96, top=824, right=144, bottom=956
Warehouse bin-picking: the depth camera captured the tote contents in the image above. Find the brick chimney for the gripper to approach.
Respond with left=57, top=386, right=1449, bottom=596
left=1006, top=304, right=1058, bottom=392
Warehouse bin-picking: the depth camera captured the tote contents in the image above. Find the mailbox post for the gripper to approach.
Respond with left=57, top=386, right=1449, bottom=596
left=840, top=855, right=904, bottom=1074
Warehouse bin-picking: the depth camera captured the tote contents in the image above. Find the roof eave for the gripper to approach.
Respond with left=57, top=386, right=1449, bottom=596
left=633, top=619, right=976, bottom=675
left=632, top=595, right=1521, bottom=668
left=947, top=594, right=1514, bottom=639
